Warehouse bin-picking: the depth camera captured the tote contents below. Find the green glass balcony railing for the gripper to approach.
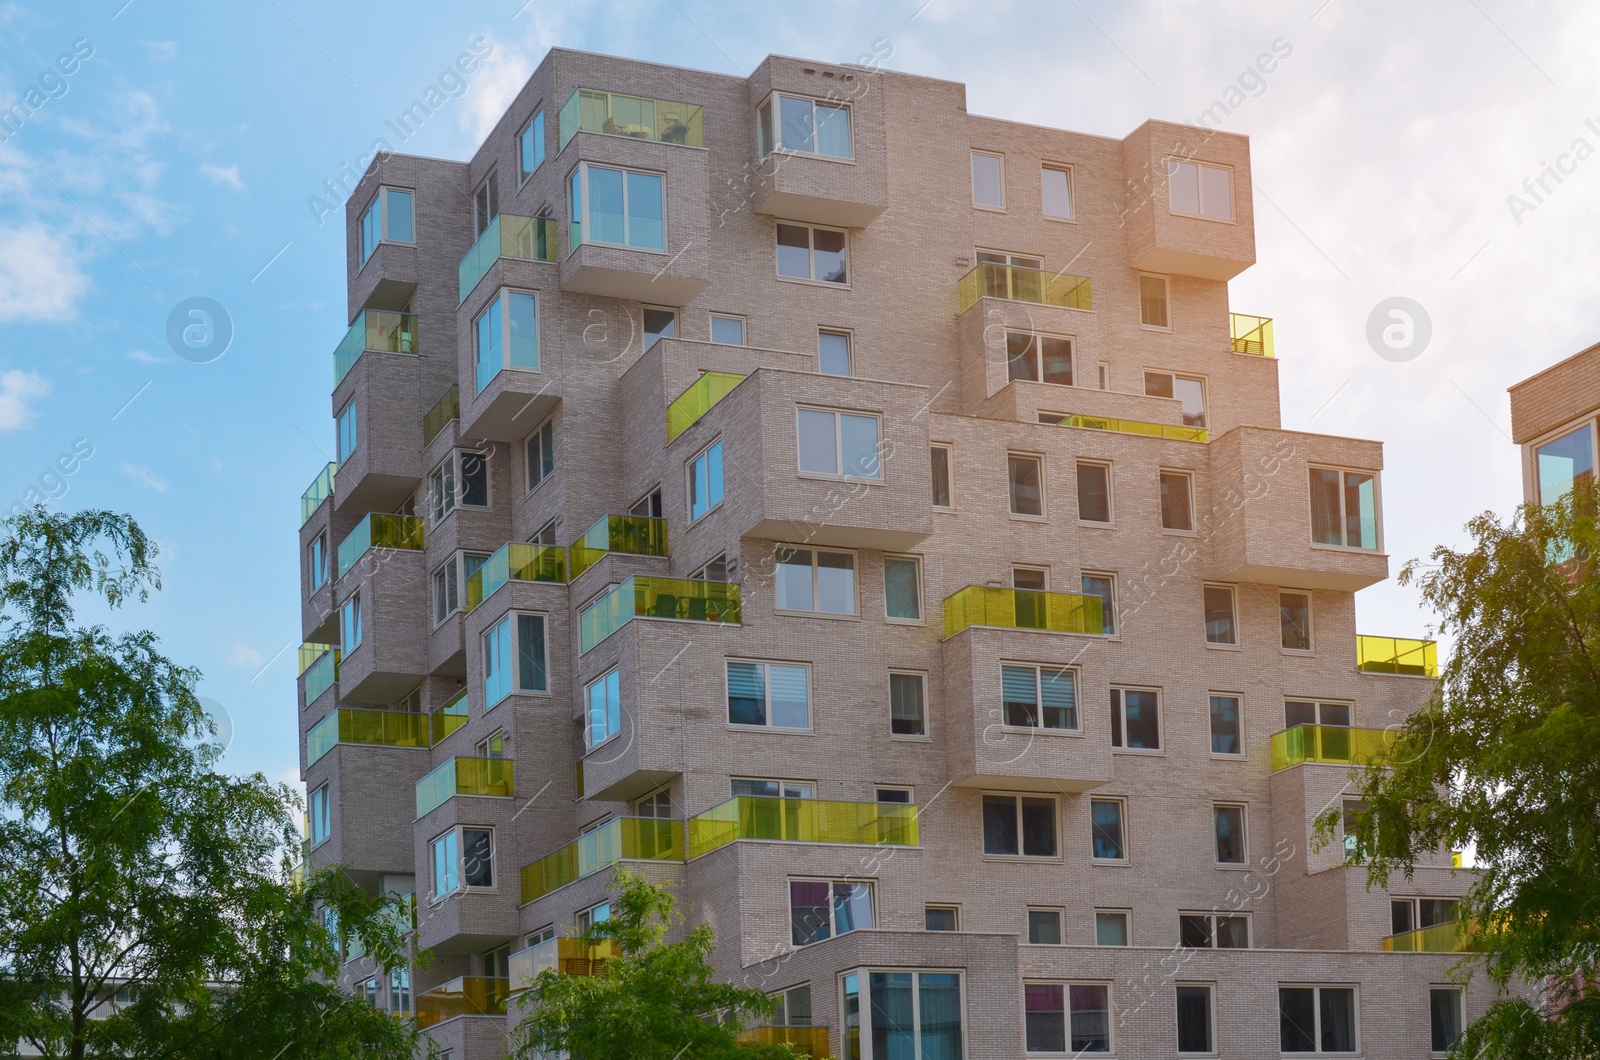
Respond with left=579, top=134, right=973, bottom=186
left=579, top=575, right=741, bottom=653
left=1357, top=635, right=1438, bottom=677
left=335, top=513, right=424, bottom=579
left=1057, top=413, right=1209, bottom=443
left=508, top=937, right=615, bottom=991
left=415, top=757, right=514, bottom=818
left=464, top=542, right=569, bottom=611
left=739, top=1027, right=830, bottom=1058
left=422, top=384, right=460, bottom=448
left=333, top=310, right=418, bottom=387
left=558, top=86, right=704, bottom=150
left=942, top=585, right=1104, bottom=639
left=428, top=689, right=470, bottom=745
left=459, top=214, right=557, bottom=302
left=300, top=463, right=336, bottom=526
left=415, top=976, right=510, bottom=1028
left=302, top=647, right=340, bottom=705
left=1382, top=918, right=1478, bottom=953
left=306, top=707, right=429, bottom=766
left=299, top=641, right=334, bottom=676
left=957, top=261, right=1092, bottom=314
left=1230, top=312, right=1275, bottom=357
left=568, top=514, right=669, bottom=580
left=1270, top=724, right=1395, bottom=772
left=688, top=796, right=919, bottom=860
left=520, top=816, right=684, bottom=905
left=666, top=371, right=745, bottom=443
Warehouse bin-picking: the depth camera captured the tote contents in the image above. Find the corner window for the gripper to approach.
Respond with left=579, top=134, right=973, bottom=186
left=1168, top=158, right=1234, bottom=220
left=1204, top=584, right=1237, bottom=645
left=776, top=223, right=848, bottom=284
left=1278, top=985, right=1357, bottom=1054
left=430, top=827, right=494, bottom=898
left=568, top=162, right=665, bottom=253
left=1430, top=988, right=1463, bottom=1053
left=1027, top=908, right=1064, bottom=945
left=983, top=793, right=1057, bottom=858
left=889, top=671, right=927, bottom=737
left=1095, top=910, right=1129, bottom=946
left=473, top=172, right=498, bottom=238
left=1008, top=453, right=1044, bottom=516
left=525, top=418, right=555, bottom=492
left=710, top=313, right=746, bottom=345
left=884, top=555, right=923, bottom=622
left=1160, top=470, right=1195, bottom=531
left=688, top=440, right=725, bottom=521
left=1209, top=695, right=1242, bottom=756
left=1280, top=592, right=1313, bottom=651
left=473, top=290, right=539, bottom=393
left=818, top=328, right=853, bottom=376
left=518, top=109, right=545, bottom=181
left=797, top=408, right=881, bottom=479
left=1076, top=461, right=1111, bottom=524
left=790, top=879, right=873, bottom=945
left=772, top=983, right=814, bottom=1029
left=1110, top=687, right=1160, bottom=750
left=1041, top=164, right=1073, bottom=219
left=1534, top=423, right=1594, bottom=506
left=428, top=449, right=490, bottom=525
left=759, top=93, right=852, bottom=158
left=475, top=730, right=505, bottom=759
left=1145, top=371, right=1207, bottom=427
left=1176, top=984, right=1215, bottom=1055
left=584, top=668, right=621, bottom=748
left=775, top=546, right=856, bottom=614
left=359, top=187, right=414, bottom=264
left=309, top=784, right=331, bottom=847
left=309, top=533, right=329, bottom=591
left=1139, top=274, right=1171, bottom=329
left=971, top=151, right=1005, bottom=208
left=726, top=660, right=811, bottom=729
left=925, top=906, right=959, bottom=932
left=1090, top=798, right=1126, bottom=861
left=1024, top=982, right=1110, bottom=1054
left=1001, top=664, right=1079, bottom=731
left=1005, top=330, right=1074, bottom=385
left=1310, top=468, right=1379, bottom=550
left=484, top=613, right=548, bottom=707
left=432, top=551, right=489, bottom=625
left=842, top=970, right=964, bottom=1060
left=1080, top=573, right=1116, bottom=635
left=1181, top=913, right=1250, bottom=949
left=336, top=400, right=358, bottom=463
left=1214, top=804, right=1247, bottom=865
left=340, top=592, right=362, bottom=651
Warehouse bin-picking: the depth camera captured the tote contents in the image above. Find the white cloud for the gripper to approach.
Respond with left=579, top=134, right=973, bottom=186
left=0, top=368, right=48, bottom=431
left=120, top=462, right=170, bottom=493
left=228, top=644, right=265, bottom=669
left=128, top=348, right=162, bottom=364
left=0, top=224, right=88, bottom=323
left=457, top=30, right=542, bottom=146
left=138, top=39, right=178, bottom=62
left=199, top=162, right=245, bottom=192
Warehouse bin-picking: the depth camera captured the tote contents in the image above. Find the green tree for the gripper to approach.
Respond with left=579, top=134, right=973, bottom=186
left=510, top=869, right=813, bottom=1059
left=1328, top=489, right=1600, bottom=1057
left=0, top=507, right=424, bottom=1060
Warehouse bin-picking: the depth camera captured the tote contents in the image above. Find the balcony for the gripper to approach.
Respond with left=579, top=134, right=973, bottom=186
left=1269, top=725, right=1395, bottom=772
left=422, top=384, right=459, bottom=448
left=300, top=643, right=339, bottom=706
left=1357, top=635, right=1438, bottom=677
left=1382, top=919, right=1478, bottom=953
left=305, top=707, right=428, bottom=766
left=957, top=262, right=1091, bottom=315
left=415, top=757, right=514, bottom=819
left=1057, top=413, right=1208, bottom=444
left=739, top=1027, right=830, bottom=1058
left=687, top=797, right=918, bottom=860
left=558, top=86, right=703, bottom=149
left=943, top=586, right=1102, bottom=639
left=459, top=214, right=557, bottom=303
left=428, top=689, right=469, bottom=744
left=336, top=514, right=424, bottom=579
left=508, top=936, right=615, bottom=991
left=666, top=371, right=744, bottom=442
left=568, top=514, right=669, bottom=580
left=579, top=575, right=740, bottom=653
left=464, top=542, right=568, bottom=611
left=520, top=816, right=684, bottom=904
left=300, top=463, right=335, bottom=526
left=415, top=976, right=509, bottom=1028
left=333, top=310, right=416, bottom=387
left=1230, top=313, right=1275, bottom=357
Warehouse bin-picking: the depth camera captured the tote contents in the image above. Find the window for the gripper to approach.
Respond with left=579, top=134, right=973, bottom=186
left=429, top=830, right=457, bottom=897
left=359, top=977, right=377, bottom=1007
left=483, top=613, right=548, bottom=707
left=1139, top=274, right=1170, bottom=329
left=1001, top=665, right=1078, bottom=731
left=1310, top=468, right=1379, bottom=550
left=1391, top=897, right=1459, bottom=936
left=1076, top=462, right=1110, bottom=523
left=476, top=730, right=505, bottom=759
left=710, top=313, right=745, bottom=345
left=1160, top=471, right=1195, bottom=531
left=1090, top=799, right=1125, bottom=861
left=1013, top=567, right=1048, bottom=591
left=773, top=983, right=814, bottom=1029
left=1176, top=984, right=1215, bottom=1055
left=336, top=400, right=358, bottom=463
left=1008, top=454, right=1044, bottom=516
left=1279, top=986, right=1357, bottom=1054
left=340, top=592, right=362, bottom=652
left=643, top=306, right=677, bottom=349
left=309, top=784, right=330, bottom=847
left=818, top=329, right=852, bottom=376
left=481, top=943, right=510, bottom=980
left=1430, top=988, right=1463, bottom=1053
left=1080, top=573, right=1116, bottom=635
left=1204, top=585, right=1237, bottom=646
left=1095, top=910, right=1129, bottom=946
left=473, top=290, right=539, bottom=393
left=1535, top=423, right=1594, bottom=506
left=428, top=450, right=490, bottom=524
left=692, top=552, right=728, bottom=582
left=1006, top=330, right=1074, bottom=385
left=1041, top=164, right=1073, bottom=219
left=889, top=671, right=927, bottom=737
left=1097, top=362, right=1108, bottom=390
left=635, top=787, right=671, bottom=818
left=1168, top=158, right=1234, bottom=220
left=1145, top=371, right=1207, bottom=428
left=790, top=880, right=873, bottom=946
left=1341, top=799, right=1365, bottom=859
left=518, top=109, right=545, bottom=181
left=631, top=487, right=663, bottom=519
left=389, top=968, right=410, bottom=1014
left=568, top=162, right=665, bottom=252
left=1286, top=700, right=1350, bottom=730
left=576, top=902, right=610, bottom=935
left=726, top=661, right=810, bottom=729
left=732, top=778, right=813, bottom=799
left=584, top=668, right=621, bottom=749
left=1024, top=983, right=1110, bottom=1054
left=759, top=93, right=852, bottom=158
left=525, top=418, right=555, bottom=492
left=1110, top=688, right=1159, bottom=750
left=1027, top=909, right=1063, bottom=945
left=473, top=173, right=498, bottom=237
left=842, top=970, right=964, bottom=1060
left=982, top=794, right=1057, bottom=858
left=359, top=187, right=414, bottom=263
left=1180, top=913, right=1250, bottom=949
left=688, top=440, right=724, bottom=521
left=1214, top=804, right=1247, bottom=865
left=775, top=546, right=856, bottom=614
left=776, top=223, right=847, bottom=284
left=925, top=906, right=959, bottom=932
left=1280, top=592, right=1313, bottom=651
left=433, top=551, right=489, bottom=625
left=309, top=533, right=328, bottom=591
left=876, top=787, right=913, bottom=804
left=1209, top=695, right=1242, bottom=756
left=931, top=445, right=953, bottom=509
left=971, top=151, right=1005, bottom=208
left=531, top=519, right=557, bottom=546
left=796, top=407, right=880, bottom=479
left=884, top=555, right=922, bottom=622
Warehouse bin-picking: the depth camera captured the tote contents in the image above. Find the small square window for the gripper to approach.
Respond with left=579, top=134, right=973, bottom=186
left=1145, top=371, right=1208, bottom=428
left=1168, top=158, right=1234, bottom=220
left=1001, top=664, right=1079, bottom=732
left=790, top=879, right=873, bottom=946
left=1310, top=467, right=1381, bottom=550
left=775, top=546, right=856, bottom=614
left=1110, top=688, right=1159, bottom=750
left=1095, top=910, right=1129, bottom=946
left=925, top=905, right=959, bottom=932
left=1027, top=909, right=1063, bottom=945
left=1181, top=913, right=1249, bottom=949
left=710, top=313, right=746, bottom=346
left=983, top=793, right=1058, bottom=858
left=777, top=223, right=848, bottom=284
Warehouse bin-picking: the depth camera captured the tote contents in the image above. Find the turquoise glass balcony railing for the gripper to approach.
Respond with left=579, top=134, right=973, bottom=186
left=579, top=575, right=741, bottom=653
left=422, top=385, right=459, bottom=448
left=464, top=542, right=568, bottom=611
left=335, top=514, right=424, bottom=578
left=558, top=87, right=704, bottom=149
left=301, top=644, right=340, bottom=705
left=568, top=514, right=668, bottom=580
left=458, top=215, right=557, bottom=302
left=333, top=311, right=417, bottom=387
left=300, top=463, right=336, bottom=526
left=415, top=757, right=514, bottom=818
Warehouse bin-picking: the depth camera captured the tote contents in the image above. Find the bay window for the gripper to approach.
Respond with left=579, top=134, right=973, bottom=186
left=584, top=668, right=621, bottom=748
left=983, top=793, right=1057, bottom=858
left=1001, top=664, right=1079, bottom=731
left=797, top=407, right=881, bottom=479
left=842, top=970, right=964, bottom=1060
left=759, top=93, right=852, bottom=158
left=473, top=290, right=539, bottom=393
left=569, top=162, right=665, bottom=252
left=1168, top=158, right=1233, bottom=220
left=1310, top=467, right=1379, bottom=550
left=359, top=186, right=414, bottom=264
left=483, top=612, right=548, bottom=707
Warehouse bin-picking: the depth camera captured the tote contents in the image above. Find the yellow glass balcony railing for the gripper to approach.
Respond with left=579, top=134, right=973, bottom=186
left=558, top=86, right=704, bottom=150
left=428, top=689, right=470, bottom=745
left=302, top=647, right=340, bottom=705
left=520, top=816, right=684, bottom=905
left=1357, top=635, right=1439, bottom=677
left=299, top=641, right=334, bottom=676
left=666, top=371, right=745, bottom=443
left=579, top=575, right=741, bottom=653
left=335, top=513, right=424, bottom=579
left=459, top=214, right=558, bottom=302
left=422, top=384, right=460, bottom=448
left=942, top=585, right=1104, bottom=639
left=415, top=757, right=514, bottom=819
left=306, top=707, right=429, bottom=766
left=957, top=261, right=1092, bottom=314
left=1057, top=414, right=1209, bottom=443
left=300, top=463, right=336, bottom=526
left=465, top=542, right=569, bottom=611
left=687, top=797, right=919, bottom=860
left=333, top=310, right=417, bottom=387
left=568, top=514, right=669, bottom=580
left=415, top=976, right=510, bottom=1028
left=1269, top=724, right=1395, bottom=772
left=739, top=1027, right=831, bottom=1058
left=508, top=936, right=616, bottom=992
left=1230, top=312, right=1275, bottom=357
left=1382, top=918, right=1478, bottom=953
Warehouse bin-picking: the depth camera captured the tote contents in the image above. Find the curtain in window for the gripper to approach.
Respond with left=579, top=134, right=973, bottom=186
left=1309, top=468, right=1343, bottom=545
left=1024, top=984, right=1066, bottom=1053
left=1320, top=988, right=1356, bottom=1052
left=918, top=973, right=964, bottom=1059
left=1279, top=988, right=1317, bottom=1052
left=815, top=103, right=852, bottom=157
left=1040, top=668, right=1077, bottom=729
left=868, top=973, right=916, bottom=1059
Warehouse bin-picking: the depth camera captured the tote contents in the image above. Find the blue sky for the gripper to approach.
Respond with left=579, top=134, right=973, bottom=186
left=2, top=0, right=1597, bottom=789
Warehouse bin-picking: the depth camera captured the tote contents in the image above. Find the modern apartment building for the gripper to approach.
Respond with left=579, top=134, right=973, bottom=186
left=296, top=47, right=1482, bottom=1059
left=1510, top=340, right=1600, bottom=509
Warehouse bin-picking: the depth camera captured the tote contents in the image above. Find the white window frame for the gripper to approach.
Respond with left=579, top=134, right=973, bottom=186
left=309, top=784, right=331, bottom=848
left=1203, top=583, right=1239, bottom=648
left=473, top=288, right=541, bottom=393
left=475, top=729, right=505, bottom=760
left=1176, top=982, right=1218, bottom=1057
left=359, top=186, right=415, bottom=264
left=1278, top=984, right=1360, bottom=1055
left=1280, top=591, right=1314, bottom=653
left=1138, top=273, right=1172, bottom=330
left=1090, top=797, right=1128, bottom=863
left=1309, top=465, right=1384, bottom=552
left=775, top=222, right=850, bottom=285
left=1007, top=451, right=1046, bottom=519
left=883, top=554, right=924, bottom=624
left=1041, top=162, right=1075, bottom=220
left=1079, top=571, right=1117, bottom=636
left=1095, top=909, right=1131, bottom=946
left=473, top=170, right=498, bottom=238
left=1180, top=911, right=1251, bottom=949
left=1026, top=907, right=1065, bottom=946
left=428, top=551, right=489, bottom=627
left=773, top=544, right=857, bottom=616
left=725, top=659, right=813, bottom=732
left=795, top=406, right=882, bottom=481
left=583, top=667, right=622, bottom=749
left=1208, top=693, right=1245, bottom=758
left=340, top=591, right=362, bottom=652
left=336, top=399, right=358, bottom=464
left=709, top=312, right=746, bottom=346
left=687, top=438, right=725, bottom=522
left=1213, top=802, right=1248, bottom=866
left=1004, top=328, right=1076, bottom=387
left=758, top=92, right=854, bottom=159
left=576, top=900, right=611, bottom=934
left=731, top=777, right=814, bottom=799
left=840, top=969, right=967, bottom=1060
left=924, top=905, right=960, bottom=931
left=818, top=327, right=853, bottom=376
left=1429, top=986, right=1464, bottom=1056
left=309, top=532, right=329, bottom=591
left=1145, top=370, right=1208, bottom=428
left=525, top=417, right=555, bottom=494
left=429, top=449, right=492, bottom=526
left=691, top=552, right=728, bottom=582
left=1022, top=980, right=1114, bottom=1056
left=931, top=443, right=955, bottom=511
left=1075, top=460, right=1113, bottom=526
left=1110, top=686, right=1162, bottom=753
left=888, top=669, right=928, bottom=739
left=429, top=826, right=497, bottom=899
left=483, top=611, right=549, bottom=707
left=1167, top=157, right=1235, bottom=221
left=789, top=877, right=875, bottom=947
left=982, top=791, right=1060, bottom=860
left=1000, top=662, right=1080, bottom=734
left=1159, top=469, right=1197, bottom=533
left=568, top=160, right=668, bottom=253
left=1012, top=565, right=1049, bottom=591
left=518, top=108, right=545, bottom=184
left=971, top=150, right=1006, bottom=209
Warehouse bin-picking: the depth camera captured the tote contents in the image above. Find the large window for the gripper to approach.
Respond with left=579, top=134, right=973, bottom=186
left=983, top=794, right=1057, bottom=858
left=1008, top=454, right=1044, bottom=516
left=775, top=546, right=856, bottom=614
left=971, top=151, right=1005, bottom=208
left=569, top=162, right=665, bottom=252
left=428, top=449, right=490, bottom=525
left=1204, top=584, right=1237, bottom=645
left=689, top=440, right=724, bottom=521
left=1001, top=664, right=1078, bottom=731
left=1214, top=803, right=1247, bottom=864
left=1168, top=158, right=1234, bottom=220
left=584, top=668, right=621, bottom=748
left=1280, top=592, right=1313, bottom=651
left=309, top=784, right=330, bottom=847
left=1310, top=468, right=1379, bottom=550
left=359, top=186, right=414, bottom=264
left=1145, top=371, right=1207, bottom=427
left=1024, top=983, right=1110, bottom=1054
left=340, top=592, right=362, bottom=652
left=1535, top=423, right=1594, bottom=506
left=525, top=418, right=555, bottom=492
left=430, top=827, right=494, bottom=899
left=790, top=880, right=873, bottom=945
left=336, top=400, right=358, bottom=463
left=884, top=555, right=922, bottom=622
left=1076, top=461, right=1111, bottom=523
left=1209, top=694, right=1242, bottom=756
left=1006, top=330, right=1073, bottom=386
left=1160, top=471, right=1195, bottom=531
left=1391, top=897, right=1459, bottom=936
left=518, top=109, right=545, bottom=181
left=759, top=93, right=852, bottom=158
left=1279, top=986, right=1357, bottom=1054
left=776, top=223, right=848, bottom=284
left=797, top=407, right=880, bottom=479
left=473, top=290, right=539, bottom=393
left=727, top=661, right=810, bottom=730
left=1430, top=988, right=1463, bottom=1053
left=483, top=613, right=548, bottom=707
left=842, top=970, right=964, bottom=1060
left=1090, top=799, right=1126, bottom=861
left=1176, top=984, right=1215, bottom=1055
left=889, top=671, right=927, bottom=737
left=1110, top=687, right=1160, bottom=750
left=1041, top=164, right=1073, bottom=219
